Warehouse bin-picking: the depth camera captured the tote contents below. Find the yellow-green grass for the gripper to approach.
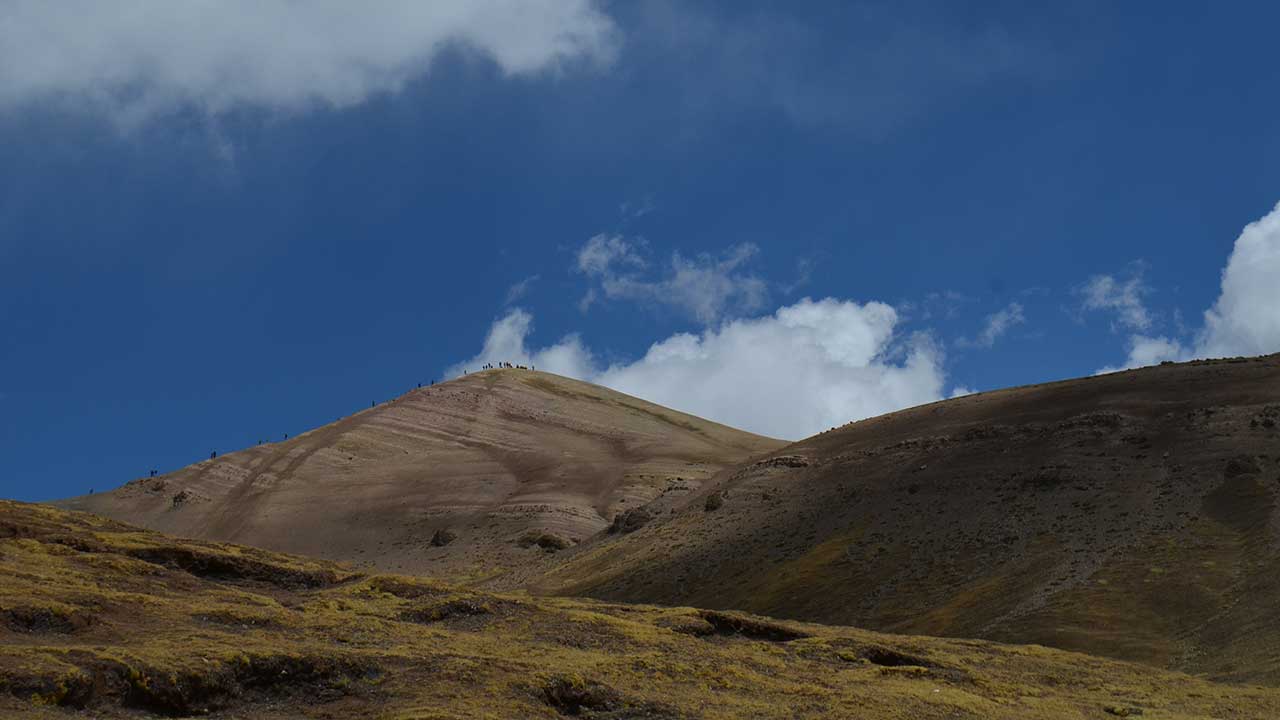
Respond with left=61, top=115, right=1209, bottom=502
left=3, top=500, right=1278, bottom=719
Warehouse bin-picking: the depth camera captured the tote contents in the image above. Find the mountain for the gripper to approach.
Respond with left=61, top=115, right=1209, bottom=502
left=530, top=354, right=1280, bottom=683
left=6, top=500, right=1278, bottom=719
left=55, top=369, right=783, bottom=584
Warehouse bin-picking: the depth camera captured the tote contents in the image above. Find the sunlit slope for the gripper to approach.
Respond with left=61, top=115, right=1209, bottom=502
left=56, top=369, right=783, bottom=583
left=535, top=354, right=1280, bottom=683
left=6, top=501, right=1278, bottom=719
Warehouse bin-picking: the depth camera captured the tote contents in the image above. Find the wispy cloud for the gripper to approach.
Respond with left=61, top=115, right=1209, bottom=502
left=958, top=301, right=1025, bottom=348
left=576, top=235, right=768, bottom=325
left=1077, top=266, right=1153, bottom=332
left=504, top=275, right=540, bottom=305
left=635, top=2, right=1058, bottom=137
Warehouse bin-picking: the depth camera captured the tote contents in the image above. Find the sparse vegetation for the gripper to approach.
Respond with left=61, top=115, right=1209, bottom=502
left=3, top=500, right=1279, bottom=719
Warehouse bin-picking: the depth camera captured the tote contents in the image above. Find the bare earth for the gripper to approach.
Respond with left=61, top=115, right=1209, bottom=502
left=57, top=369, right=782, bottom=585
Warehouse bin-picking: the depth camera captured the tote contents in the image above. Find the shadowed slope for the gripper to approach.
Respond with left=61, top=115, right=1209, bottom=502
left=56, top=369, right=782, bottom=584
left=533, top=354, right=1280, bottom=683
left=6, top=501, right=1280, bottom=719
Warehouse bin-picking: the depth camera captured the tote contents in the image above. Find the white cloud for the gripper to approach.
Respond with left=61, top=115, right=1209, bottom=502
left=451, top=298, right=947, bottom=440
left=1196, top=201, right=1280, bottom=358
left=1079, top=270, right=1152, bottom=332
left=444, top=308, right=596, bottom=380
left=0, top=0, right=618, bottom=125
left=1096, top=335, right=1186, bottom=375
left=1097, top=201, right=1280, bottom=372
left=959, top=301, right=1025, bottom=348
left=576, top=235, right=768, bottom=325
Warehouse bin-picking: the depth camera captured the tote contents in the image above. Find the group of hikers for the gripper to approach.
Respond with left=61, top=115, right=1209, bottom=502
left=482, top=361, right=533, bottom=371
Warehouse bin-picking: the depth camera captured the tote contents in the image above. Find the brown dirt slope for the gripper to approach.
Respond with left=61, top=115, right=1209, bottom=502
left=56, top=369, right=783, bottom=585
left=533, top=354, right=1280, bottom=684
left=5, top=500, right=1279, bottom=719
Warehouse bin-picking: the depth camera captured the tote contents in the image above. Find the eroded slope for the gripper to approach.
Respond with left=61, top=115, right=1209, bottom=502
left=57, top=369, right=782, bottom=584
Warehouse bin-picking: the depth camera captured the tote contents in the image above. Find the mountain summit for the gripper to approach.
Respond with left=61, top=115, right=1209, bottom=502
left=57, top=369, right=782, bottom=583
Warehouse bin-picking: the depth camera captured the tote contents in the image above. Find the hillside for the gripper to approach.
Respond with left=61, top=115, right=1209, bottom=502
left=5, top=500, right=1279, bottom=719
left=531, top=354, right=1280, bottom=683
left=56, top=369, right=782, bottom=584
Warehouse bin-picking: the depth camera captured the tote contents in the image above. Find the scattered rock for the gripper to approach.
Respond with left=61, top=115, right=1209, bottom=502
left=540, top=676, right=621, bottom=715
left=518, top=531, right=573, bottom=552
left=430, top=528, right=457, bottom=547
left=756, top=455, right=809, bottom=469
left=608, top=508, right=652, bottom=534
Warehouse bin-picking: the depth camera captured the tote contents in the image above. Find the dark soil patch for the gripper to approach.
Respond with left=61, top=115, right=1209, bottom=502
left=1, top=605, right=96, bottom=634
left=696, top=610, right=810, bottom=642
left=125, top=546, right=347, bottom=590
left=857, top=645, right=937, bottom=668
left=539, top=676, right=682, bottom=718
left=401, top=598, right=491, bottom=624
left=5, top=652, right=380, bottom=716
left=1224, top=455, right=1262, bottom=478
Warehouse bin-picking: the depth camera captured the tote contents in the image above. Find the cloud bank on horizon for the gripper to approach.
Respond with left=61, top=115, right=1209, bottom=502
left=1094, top=201, right=1280, bottom=374
left=0, top=0, right=617, bottom=125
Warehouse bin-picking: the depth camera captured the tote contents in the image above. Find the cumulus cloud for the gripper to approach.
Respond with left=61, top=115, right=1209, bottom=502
left=959, top=302, right=1025, bottom=348
left=1196, top=202, right=1280, bottom=358
left=1097, top=201, right=1280, bottom=372
left=0, top=0, right=618, bottom=124
left=576, top=235, right=768, bottom=324
left=451, top=298, right=947, bottom=440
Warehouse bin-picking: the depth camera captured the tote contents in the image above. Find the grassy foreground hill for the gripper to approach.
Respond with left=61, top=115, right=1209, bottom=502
left=4, top=501, right=1279, bottom=719
left=532, top=354, right=1280, bottom=683
left=57, top=369, right=782, bottom=584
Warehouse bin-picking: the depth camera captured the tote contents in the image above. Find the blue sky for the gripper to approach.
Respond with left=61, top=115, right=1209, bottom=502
left=2, top=1, right=1278, bottom=502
